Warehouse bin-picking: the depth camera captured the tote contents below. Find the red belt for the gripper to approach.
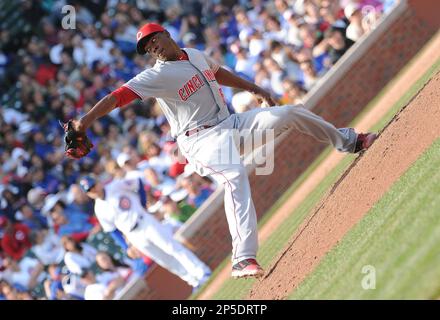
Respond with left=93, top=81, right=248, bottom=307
left=185, top=125, right=214, bottom=136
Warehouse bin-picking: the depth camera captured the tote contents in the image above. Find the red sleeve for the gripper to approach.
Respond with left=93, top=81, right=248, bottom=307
left=111, top=86, right=141, bottom=108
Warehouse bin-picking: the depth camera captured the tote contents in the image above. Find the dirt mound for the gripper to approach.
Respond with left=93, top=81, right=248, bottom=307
left=248, top=72, right=440, bottom=300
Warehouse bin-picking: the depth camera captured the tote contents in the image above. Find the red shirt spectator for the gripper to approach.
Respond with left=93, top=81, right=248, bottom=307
left=0, top=216, right=32, bottom=261
left=35, top=64, right=57, bottom=86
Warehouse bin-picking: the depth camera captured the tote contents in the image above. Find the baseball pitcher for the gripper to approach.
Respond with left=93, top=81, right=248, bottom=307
left=64, top=23, right=376, bottom=279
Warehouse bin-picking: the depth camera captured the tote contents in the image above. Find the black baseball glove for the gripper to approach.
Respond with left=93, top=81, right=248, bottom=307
left=60, top=120, right=94, bottom=159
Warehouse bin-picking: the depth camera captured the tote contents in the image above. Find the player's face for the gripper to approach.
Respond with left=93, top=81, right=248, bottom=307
left=86, top=182, right=103, bottom=200
left=144, top=31, right=179, bottom=61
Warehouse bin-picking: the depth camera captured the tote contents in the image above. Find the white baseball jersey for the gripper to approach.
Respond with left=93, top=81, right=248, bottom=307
left=124, top=48, right=230, bottom=138
left=94, top=179, right=143, bottom=234
left=93, top=178, right=211, bottom=288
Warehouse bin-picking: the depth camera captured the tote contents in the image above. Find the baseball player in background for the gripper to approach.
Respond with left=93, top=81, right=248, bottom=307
left=68, top=23, right=377, bottom=279
left=78, top=176, right=211, bottom=290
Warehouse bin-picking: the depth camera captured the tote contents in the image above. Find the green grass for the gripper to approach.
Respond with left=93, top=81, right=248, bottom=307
left=194, top=47, right=440, bottom=300
left=289, top=139, right=440, bottom=299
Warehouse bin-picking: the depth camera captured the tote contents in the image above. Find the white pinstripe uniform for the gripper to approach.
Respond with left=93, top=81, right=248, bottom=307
left=94, top=179, right=211, bottom=287
left=124, top=48, right=358, bottom=265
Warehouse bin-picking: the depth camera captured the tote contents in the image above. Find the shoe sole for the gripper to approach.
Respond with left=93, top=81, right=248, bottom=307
left=231, top=270, right=265, bottom=279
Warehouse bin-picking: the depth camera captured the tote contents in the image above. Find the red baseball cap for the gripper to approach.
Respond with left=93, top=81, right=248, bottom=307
left=136, top=23, right=165, bottom=55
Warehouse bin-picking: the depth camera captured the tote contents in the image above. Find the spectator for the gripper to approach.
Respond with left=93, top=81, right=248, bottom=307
left=344, top=3, right=366, bottom=42
left=49, top=202, right=94, bottom=242
left=67, top=184, right=94, bottom=216
left=233, top=46, right=257, bottom=80
left=30, top=168, right=60, bottom=195
left=0, top=216, right=32, bottom=261
left=284, top=10, right=304, bottom=47
left=280, top=79, right=305, bottom=105
left=159, top=142, right=185, bottom=179
left=78, top=250, right=137, bottom=300
left=143, top=167, right=175, bottom=197
left=29, top=229, right=65, bottom=266
left=81, top=268, right=123, bottom=300
left=0, top=187, right=24, bottom=223
left=43, top=264, right=68, bottom=300
left=179, top=173, right=214, bottom=209
left=1, top=256, right=44, bottom=292
left=262, top=57, right=285, bottom=97
left=299, top=60, right=321, bottom=91
left=82, top=34, right=115, bottom=67
left=231, top=91, right=259, bottom=113
left=26, top=187, right=47, bottom=211
left=326, top=26, right=355, bottom=64
left=116, top=149, right=144, bottom=179
left=60, top=272, right=86, bottom=300
left=314, top=26, right=355, bottom=65
left=95, top=251, right=133, bottom=292
left=16, top=203, right=48, bottom=231
left=160, top=195, right=196, bottom=224
left=180, top=13, right=205, bottom=48
left=61, top=236, right=97, bottom=275
left=319, top=1, right=347, bottom=31
left=145, top=142, right=173, bottom=178
left=1, top=281, right=19, bottom=300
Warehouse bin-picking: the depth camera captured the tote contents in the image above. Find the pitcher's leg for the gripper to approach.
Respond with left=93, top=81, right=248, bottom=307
left=236, top=104, right=358, bottom=152
left=178, top=129, right=259, bottom=266
left=205, top=163, right=259, bottom=265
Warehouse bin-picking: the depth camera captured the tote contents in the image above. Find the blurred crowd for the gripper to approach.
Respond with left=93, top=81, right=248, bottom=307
left=0, top=0, right=397, bottom=299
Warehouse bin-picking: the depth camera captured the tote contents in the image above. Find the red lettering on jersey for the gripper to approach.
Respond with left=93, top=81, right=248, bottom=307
left=179, top=88, right=187, bottom=101
left=187, top=79, right=196, bottom=95
left=203, top=70, right=210, bottom=81
left=184, top=83, right=191, bottom=97
left=192, top=75, right=201, bottom=89
left=203, top=69, right=216, bottom=82
left=196, top=75, right=205, bottom=88
left=177, top=72, right=214, bottom=101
